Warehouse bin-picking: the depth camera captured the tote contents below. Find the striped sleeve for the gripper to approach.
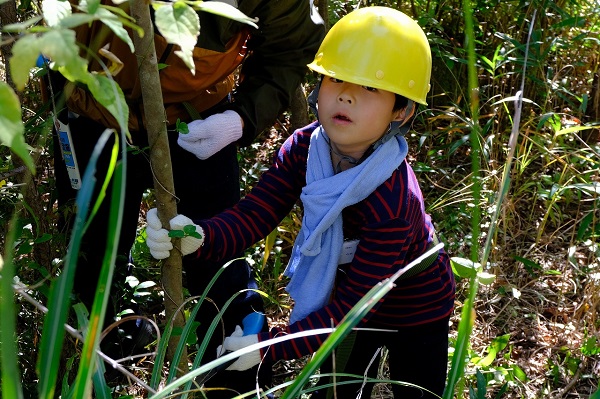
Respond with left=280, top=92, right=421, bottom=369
left=195, top=123, right=314, bottom=261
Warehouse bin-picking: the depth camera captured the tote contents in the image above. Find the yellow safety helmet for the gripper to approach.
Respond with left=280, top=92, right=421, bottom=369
left=308, top=6, right=432, bottom=105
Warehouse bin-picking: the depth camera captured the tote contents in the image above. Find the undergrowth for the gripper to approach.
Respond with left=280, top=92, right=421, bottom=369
left=2, top=0, right=600, bottom=397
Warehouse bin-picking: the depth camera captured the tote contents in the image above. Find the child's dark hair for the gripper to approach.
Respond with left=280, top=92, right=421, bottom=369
left=394, top=94, right=409, bottom=111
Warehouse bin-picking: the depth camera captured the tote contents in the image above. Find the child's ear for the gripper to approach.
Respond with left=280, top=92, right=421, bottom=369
left=393, top=100, right=416, bottom=123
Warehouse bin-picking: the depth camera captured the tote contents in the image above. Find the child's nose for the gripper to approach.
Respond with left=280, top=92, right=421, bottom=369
left=337, top=95, right=352, bottom=104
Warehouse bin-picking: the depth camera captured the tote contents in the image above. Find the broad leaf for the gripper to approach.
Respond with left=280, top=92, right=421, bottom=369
left=42, top=0, right=72, bottom=27
left=154, top=1, right=199, bottom=73
left=56, top=13, right=101, bottom=29
left=477, top=271, right=496, bottom=285
left=0, top=83, right=34, bottom=172
left=86, top=0, right=101, bottom=14
left=450, top=256, right=480, bottom=278
left=84, top=74, right=129, bottom=137
left=191, top=0, right=258, bottom=28
left=10, top=28, right=88, bottom=91
left=42, top=30, right=90, bottom=82
left=93, top=7, right=135, bottom=52
left=9, top=35, right=41, bottom=90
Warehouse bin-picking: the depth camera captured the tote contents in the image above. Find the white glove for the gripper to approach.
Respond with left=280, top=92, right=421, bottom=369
left=145, top=208, right=204, bottom=259
left=146, top=208, right=173, bottom=259
left=169, top=214, right=204, bottom=255
left=216, top=325, right=261, bottom=371
left=178, top=110, right=243, bottom=160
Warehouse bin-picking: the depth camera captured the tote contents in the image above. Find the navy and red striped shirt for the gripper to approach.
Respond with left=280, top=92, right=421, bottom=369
left=196, top=121, right=455, bottom=362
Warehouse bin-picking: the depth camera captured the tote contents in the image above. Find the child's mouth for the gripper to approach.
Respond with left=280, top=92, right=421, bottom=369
left=333, top=113, right=351, bottom=122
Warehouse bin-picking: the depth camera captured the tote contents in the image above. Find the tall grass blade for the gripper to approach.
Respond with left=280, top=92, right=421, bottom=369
left=149, top=328, right=334, bottom=399
left=148, top=260, right=230, bottom=389
left=37, top=129, right=116, bottom=398
left=443, top=0, right=483, bottom=396
left=70, top=129, right=125, bottom=398
left=0, top=214, right=25, bottom=399
left=444, top=7, right=537, bottom=399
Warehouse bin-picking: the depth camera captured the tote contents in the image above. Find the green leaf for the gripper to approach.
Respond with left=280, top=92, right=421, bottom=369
left=86, top=0, right=101, bottom=14
left=34, top=233, right=53, bottom=244
left=173, top=48, right=195, bottom=74
left=56, top=13, right=101, bottom=29
left=475, top=369, right=487, bottom=398
left=263, top=228, right=278, bottom=268
left=513, top=255, right=542, bottom=275
left=93, top=7, right=135, bottom=52
left=42, top=29, right=90, bottom=83
left=41, top=0, right=72, bottom=27
left=450, top=257, right=479, bottom=278
left=581, top=336, right=600, bottom=356
left=176, top=120, right=189, bottom=134
left=474, top=334, right=510, bottom=367
left=83, top=74, right=129, bottom=134
left=477, top=272, right=496, bottom=285
left=191, top=0, right=258, bottom=28
left=9, top=34, right=41, bottom=90
left=0, top=83, right=35, bottom=173
left=183, top=225, right=202, bottom=239
left=2, top=16, right=43, bottom=32
left=154, top=1, right=199, bottom=73
left=169, top=230, right=185, bottom=238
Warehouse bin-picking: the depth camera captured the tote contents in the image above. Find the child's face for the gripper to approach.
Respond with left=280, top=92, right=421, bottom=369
left=318, top=76, right=404, bottom=157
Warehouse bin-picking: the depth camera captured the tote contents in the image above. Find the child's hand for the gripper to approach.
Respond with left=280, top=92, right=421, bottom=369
left=169, top=214, right=204, bottom=255
left=146, top=208, right=173, bottom=259
left=216, top=325, right=261, bottom=371
left=145, top=208, right=204, bottom=259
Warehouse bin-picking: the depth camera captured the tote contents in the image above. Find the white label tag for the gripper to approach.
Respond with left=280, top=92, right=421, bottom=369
left=54, top=118, right=82, bottom=190
left=338, top=239, right=359, bottom=265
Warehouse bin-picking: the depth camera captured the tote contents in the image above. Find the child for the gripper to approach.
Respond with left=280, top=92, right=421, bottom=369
left=146, top=6, right=455, bottom=398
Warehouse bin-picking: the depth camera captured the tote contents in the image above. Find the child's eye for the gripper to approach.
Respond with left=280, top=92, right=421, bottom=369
left=363, top=86, right=377, bottom=92
left=330, top=77, right=343, bottom=83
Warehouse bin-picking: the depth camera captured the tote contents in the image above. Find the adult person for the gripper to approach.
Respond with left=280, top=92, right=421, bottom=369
left=50, top=0, right=324, bottom=395
left=145, top=6, right=455, bottom=399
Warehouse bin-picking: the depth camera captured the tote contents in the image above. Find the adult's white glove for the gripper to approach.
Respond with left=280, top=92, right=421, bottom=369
left=178, top=110, right=243, bottom=160
left=145, top=208, right=204, bottom=259
left=216, top=325, right=261, bottom=371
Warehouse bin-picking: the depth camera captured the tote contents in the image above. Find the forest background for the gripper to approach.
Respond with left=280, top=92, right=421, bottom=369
left=1, top=0, right=600, bottom=398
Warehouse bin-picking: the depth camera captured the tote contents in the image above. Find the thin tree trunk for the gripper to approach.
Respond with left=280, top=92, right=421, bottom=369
left=0, top=0, right=17, bottom=89
left=584, top=73, right=600, bottom=142
left=130, top=0, right=187, bottom=370
left=290, top=84, right=310, bottom=132
left=289, top=0, right=328, bottom=132
left=316, top=0, right=329, bottom=31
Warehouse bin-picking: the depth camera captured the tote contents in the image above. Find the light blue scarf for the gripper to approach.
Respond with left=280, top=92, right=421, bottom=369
left=284, top=125, right=408, bottom=324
